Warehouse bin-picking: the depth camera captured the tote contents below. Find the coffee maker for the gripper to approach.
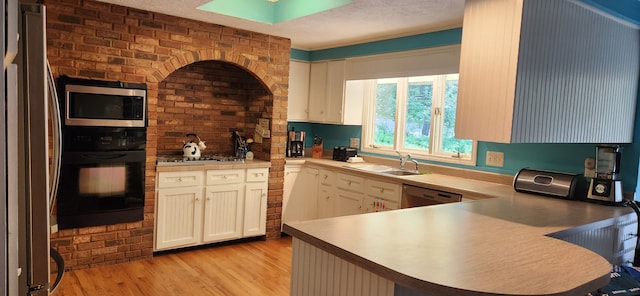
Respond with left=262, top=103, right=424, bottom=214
left=587, top=145, right=623, bottom=203
left=287, top=128, right=305, bottom=157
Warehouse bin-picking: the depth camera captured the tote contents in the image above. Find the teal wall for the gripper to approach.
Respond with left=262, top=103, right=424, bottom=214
left=289, top=2, right=640, bottom=194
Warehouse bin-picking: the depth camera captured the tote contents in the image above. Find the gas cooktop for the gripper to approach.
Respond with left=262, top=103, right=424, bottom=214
left=156, top=154, right=245, bottom=165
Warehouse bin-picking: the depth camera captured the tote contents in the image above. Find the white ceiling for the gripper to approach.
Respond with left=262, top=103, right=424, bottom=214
left=97, top=0, right=465, bottom=50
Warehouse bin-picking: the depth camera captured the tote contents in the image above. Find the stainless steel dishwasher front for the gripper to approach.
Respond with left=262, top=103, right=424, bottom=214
left=401, top=184, right=462, bottom=208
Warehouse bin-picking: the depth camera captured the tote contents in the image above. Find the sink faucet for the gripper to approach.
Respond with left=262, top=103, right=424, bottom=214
left=396, top=151, right=419, bottom=171
left=396, top=151, right=407, bottom=169
left=408, top=157, right=419, bottom=171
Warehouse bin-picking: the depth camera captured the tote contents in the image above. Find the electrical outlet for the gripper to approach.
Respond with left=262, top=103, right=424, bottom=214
left=350, top=138, right=360, bottom=149
left=486, top=151, right=504, bottom=167
left=584, top=157, right=596, bottom=178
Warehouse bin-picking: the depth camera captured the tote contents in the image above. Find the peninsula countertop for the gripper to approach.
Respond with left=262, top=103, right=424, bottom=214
left=283, top=159, right=634, bottom=295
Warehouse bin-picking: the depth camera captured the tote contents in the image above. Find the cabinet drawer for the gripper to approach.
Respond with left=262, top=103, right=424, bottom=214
left=157, top=171, right=204, bottom=188
left=247, top=168, right=269, bottom=183
left=336, top=173, right=364, bottom=192
left=206, top=169, right=246, bottom=185
left=365, top=180, right=401, bottom=203
left=319, top=169, right=336, bottom=186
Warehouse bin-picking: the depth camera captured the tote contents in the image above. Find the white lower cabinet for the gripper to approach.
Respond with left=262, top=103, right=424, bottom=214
left=155, top=186, right=204, bottom=250
left=155, top=167, right=269, bottom=251
left=244, top=183, right=267, bottom=236
left=363, top=179, right=401, bottom=213
left=284, top=165, right=402, bottom=222
left=317, top=169, right=336, bottom=219
left=283, top=166, right=319, bottom=225
left=202, top=183, right=244, bottom=243
left=335, top=173, right=365, bottom=217
left=335, top=190, right=364, bottom=217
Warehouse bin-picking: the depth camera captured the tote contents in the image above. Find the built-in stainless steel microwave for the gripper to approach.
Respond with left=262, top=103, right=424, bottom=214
left=61, top=78, right=147, bottom=128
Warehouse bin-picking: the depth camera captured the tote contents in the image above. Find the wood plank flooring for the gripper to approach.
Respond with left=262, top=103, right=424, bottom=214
left=52, top=237, right=292, bottom=296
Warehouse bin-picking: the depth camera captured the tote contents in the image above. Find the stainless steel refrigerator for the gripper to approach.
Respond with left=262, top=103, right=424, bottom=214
left=5, top=1, right=63, bottom=295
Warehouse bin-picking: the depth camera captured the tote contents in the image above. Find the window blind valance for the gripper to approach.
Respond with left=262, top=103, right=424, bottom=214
left=343, top=44, right=461, bottom=80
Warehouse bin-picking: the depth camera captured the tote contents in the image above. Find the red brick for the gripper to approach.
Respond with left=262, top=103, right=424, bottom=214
left=45, top=0, right=289, bottom=271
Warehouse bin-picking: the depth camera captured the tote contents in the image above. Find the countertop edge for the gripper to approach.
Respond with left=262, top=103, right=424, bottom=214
left=283, top=218, right=612, bottom=296
left=282, top=224, right=484, bottom=296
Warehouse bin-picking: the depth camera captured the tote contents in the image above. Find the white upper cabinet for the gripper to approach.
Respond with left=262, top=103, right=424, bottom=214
left=288, top=60, right=310, bottom=122
left=455, top=0, right=640, bottom=143
left=308, top=60, right=363, bottom=125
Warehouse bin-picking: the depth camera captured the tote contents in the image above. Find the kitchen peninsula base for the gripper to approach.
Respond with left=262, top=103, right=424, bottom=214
left=283, top=195, right=630, bottom=296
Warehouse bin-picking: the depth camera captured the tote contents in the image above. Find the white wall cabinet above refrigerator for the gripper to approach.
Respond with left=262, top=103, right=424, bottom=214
left=308, top=60, right=364, bottom=125
left=455, top=0, right=640, bottom=144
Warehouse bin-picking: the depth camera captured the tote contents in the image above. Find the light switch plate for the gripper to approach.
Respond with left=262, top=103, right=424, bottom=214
left=486, top=151, right=504, bottom=167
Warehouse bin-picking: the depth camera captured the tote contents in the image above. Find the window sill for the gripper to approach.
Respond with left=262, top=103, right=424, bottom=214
left=360, top=147, right=477, bottom=167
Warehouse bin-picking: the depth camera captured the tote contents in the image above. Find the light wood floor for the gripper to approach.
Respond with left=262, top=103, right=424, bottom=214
left=52, top=237, right=292, bottom=296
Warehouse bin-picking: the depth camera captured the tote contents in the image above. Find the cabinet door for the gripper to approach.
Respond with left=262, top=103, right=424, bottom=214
left=334, top=190, right=363, bottom=217
left=244, top=183, right=268, bottom=237
left=155, top=187, right=203, bottom=250
left=324, top=60, right=346, bottom=123
left=202, top=184, right=244, bottom=243
left=308, top=60, right=347, bottom=124
left=288, top=60, right=310, bottom=121
left=283, top=165, right=302, bottom=228
left=284, top=167, right=319, bottom=223
left=365, top=179, right=401, bottom=204
left=308, top=62, right=328, bottom=122
left=317, top=184, right=335, bottom=219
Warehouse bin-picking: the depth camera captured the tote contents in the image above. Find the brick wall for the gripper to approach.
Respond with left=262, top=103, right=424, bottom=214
left=46, top=0, right=290, bottom=270
left=157, top=61, right=270, bottom=157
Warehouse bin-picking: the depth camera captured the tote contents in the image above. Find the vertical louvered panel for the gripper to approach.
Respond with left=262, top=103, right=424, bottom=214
left=202, top=184, right=243, bottom=243
left=512, top=0, right=639, bottom=143
left=556, top=216, right=637, bottom=265
left=290, top=238, right=394, bottom=296
left=456, top=0, right=524, bottom=143
left=155, top=187, right=202, bottom=250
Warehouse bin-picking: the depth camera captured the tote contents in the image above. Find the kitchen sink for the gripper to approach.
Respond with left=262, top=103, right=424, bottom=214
left=380, top=170, right=420, bottom=176
left=344, top=164, right=420, bottom=176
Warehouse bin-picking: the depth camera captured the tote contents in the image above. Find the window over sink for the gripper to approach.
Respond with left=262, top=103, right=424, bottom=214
left=360, top=73, right=477, bottom=165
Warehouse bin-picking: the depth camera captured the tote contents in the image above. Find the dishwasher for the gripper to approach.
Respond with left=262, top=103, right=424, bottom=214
left=401, top=184, right=462, bottom=208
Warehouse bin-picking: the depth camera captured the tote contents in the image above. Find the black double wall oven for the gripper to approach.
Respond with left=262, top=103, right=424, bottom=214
left=56, top=76, right=147, bottom=229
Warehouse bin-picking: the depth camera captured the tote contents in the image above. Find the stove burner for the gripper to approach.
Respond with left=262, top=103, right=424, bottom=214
left=156, top=154, right=244, bottom=164
left=194, top=155, right=243, bottom=162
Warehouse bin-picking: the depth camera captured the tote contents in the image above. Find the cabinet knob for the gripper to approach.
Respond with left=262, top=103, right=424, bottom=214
left=323, top=175, right=328, bottom=180
left=177, top=177, right=182, bottom=182
left=195, top=197, right=200, bottom=201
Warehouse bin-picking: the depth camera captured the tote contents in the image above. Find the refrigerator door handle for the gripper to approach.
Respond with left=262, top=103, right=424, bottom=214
left=46, top=60, right=61, bottom=214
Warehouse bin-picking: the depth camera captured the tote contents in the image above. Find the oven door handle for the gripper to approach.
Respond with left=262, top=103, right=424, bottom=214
left=81, top=153, right=130, bottom=160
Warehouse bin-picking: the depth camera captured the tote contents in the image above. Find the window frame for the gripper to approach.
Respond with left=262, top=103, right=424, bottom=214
left=361, top=75, right=477, bottom=166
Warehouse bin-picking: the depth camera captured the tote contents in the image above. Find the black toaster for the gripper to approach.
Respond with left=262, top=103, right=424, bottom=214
left=332, top=146, right=357, bottom=162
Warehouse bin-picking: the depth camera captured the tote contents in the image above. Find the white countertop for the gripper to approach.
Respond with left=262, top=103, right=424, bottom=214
left=283, top=157, right=633, bottom=295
